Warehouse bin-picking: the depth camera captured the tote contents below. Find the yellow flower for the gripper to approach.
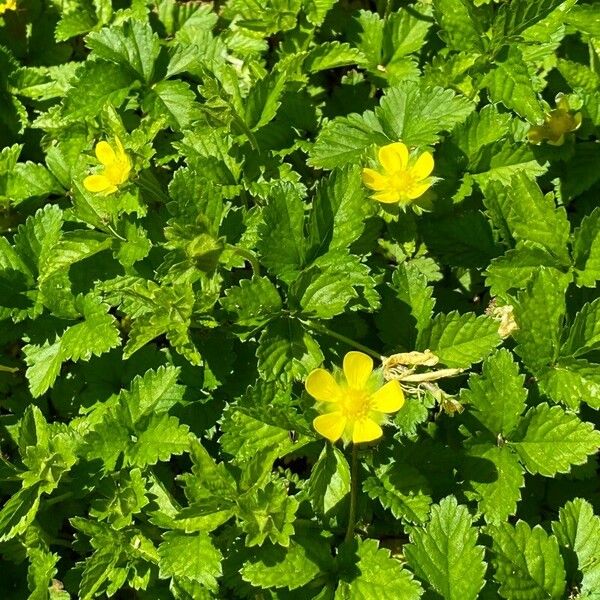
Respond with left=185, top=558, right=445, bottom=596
left=362, top=142, right=434, bottom=204
left=0, top=0, right=17, bottom=14
left=83, top=138, right=131, bottom=195
left=527, top=95, right=582, bottom=146
left=305, top=351, right=405, bottom=444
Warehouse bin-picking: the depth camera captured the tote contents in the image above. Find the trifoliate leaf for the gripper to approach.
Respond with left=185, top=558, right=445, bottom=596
left=306, top=445, right=350, bottom=516
left=489, top=521, right=566, bottom=600
left=404, top=496, right=486, bottom=600
left=336, top=538, right=423, bottom=600
left=552, top=498, right=600, bottom=595
left=461, top=349, right=527, bottom=436
left=158, top=531, right=223, bottom=592
left=363, top=462, right=432, bottom=524
left=510, top=404, right=600, bottom=476
left=418, top=311, right=501, bottom=368
left=537, top=358, right=600, bottom=410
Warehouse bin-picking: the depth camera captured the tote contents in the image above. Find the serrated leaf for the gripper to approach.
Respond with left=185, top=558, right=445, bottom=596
left=405, top=496, right=485, bottom=600
left=305, top=42, right=365, bottom=72
left=244, top=67, right=289, bottom=131
left=27, top=547, right=59, bottom=600
left=418, top=311, right=501, bottom=368
left=143, top=80, right=201, bottom=130
left=363, top=462, right=432, bottom=524
left=0, top=485, right=41, bottom=542
left=490, top=521, right=566, bottom=600
left=158, top=531, right=222, bottom=591
left=482, top=47, right=544, bottom=123
left=376, top=81, right=475, bottom=147
left=257, top=182, right=306, bottom=284
left=463, top=442, right=524, bottom=524
left=308, top=111, right=388, bottom=170
left=307, top=166, right=373, bottom=258
left=552, top=498, right=600, bottom=595
left=513, top=267, right=570, bottom=372
left=573, top=207, right=600, bottom=288
left=306, top=445, right=350, bottom=516
left=537, top=358, right=600, bottom=410
left=86, top=21, right=161, bottom=82
left=510, top=403, right=600, bottom=476
left=433, top=0, right=486, bottom=52
left=461, top=349, right=527, bottom=436
left=562, top=298, right=600, bottom=358
left=336, top=538, right=423, bottom=600
left=221, top=276, right=282, bottom=328
left=495, top=0, right=565, bottom=37
left=257, top=318, right=323, bottom=383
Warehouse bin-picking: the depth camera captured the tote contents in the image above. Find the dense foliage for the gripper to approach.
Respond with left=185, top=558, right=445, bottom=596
left=1, top=0, right=600, bottom=598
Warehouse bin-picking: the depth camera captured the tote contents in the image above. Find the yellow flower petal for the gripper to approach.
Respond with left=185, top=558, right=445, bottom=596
left=95, top=141, right=116, bottom=166
left=411, top=151, right=434, bottom=179
left=352, top=418, right=383, bottom=443
left=83, top=174, right=115, bottom=193
left=370, top=380, right=405, bottom=413
left=371, top=189, right=402, bottom=204
left=406, top=181, right=432, bottom=200
left=343, top=351, right=373, bottom=389
left=305, top=369, right=342, bottom=403
left=362, top=168, right=388, bottom=191
left=378, top=142, right=408, bottom=173
left=314, top=412, right=347, bottom=442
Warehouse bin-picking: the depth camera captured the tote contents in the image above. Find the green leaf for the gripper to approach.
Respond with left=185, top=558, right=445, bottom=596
left=489, top=521, right=566, bottom=600
left=158, top=531, right=222, bottom=592
left=241, top=537, right=329, bottom=590
left=221, top=276, right=282, bottom=328
left=305, top=42, right=365, bottom=72
left=461, top=349, right=527, bottom=436
left=538, top=358, right=600, bottom=410
left=376, top=81, right=475, bottom=147
left=142, top=80, right=201, bottom=130
left=463, top=442, right=524, bottom=525
left=485, top=243, right=563, bottom=300
left=257, top=182, right=306, bottom=284
left=238, top=479, right=299, bottom=547
left=552, top=498, right=600, bottom=595
left=257, top=318, right=323, bottom=383
left=573, top=207, right=600, bottom=288
left=513, top=267, right=570, bottom=372
left=27, top=547, right=59, bottom=600
left=0, top=485, right=41, bottom=542
left=495, top=0, right=565, bottom=37
left=510, top=403, right=600, bottom=476
left=336, top=538, right=423, bottom=600
left=308, top=111, right=388, bottom=170
left=418, top=311, right=501, bottom=368
left=244, top=66, right=289, bottom=131
left=433, top=0, right=486, bottom=53
left=126, top=413, right=190, bottom=467
left=363, top=462, right=432, bottom=524
left=306, top=445, right=350, bottom=516
left=5, top=162, right=62, bottom=204
left=23, top=295, right=120, bottom=397
left=405, top=496, right=486, bottom=600
left=307, top=166, right=373, bottom=258
left=482, top=47, right=544, bottom=123
left=63, top=61, right=135, bottom=118
left=562, top=299, right=600, bottom=358
left=86, top=21, right=161, bottom=82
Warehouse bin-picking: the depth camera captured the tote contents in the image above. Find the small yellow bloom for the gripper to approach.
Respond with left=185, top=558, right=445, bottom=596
left=0, top=0, right=17, bottom=14
left=528, top=94, right=582, bottom=146
left=362, top=142, right=434, bottom=204
left=305, top=351, right=405, bottom=444
left=83, top=138, right=131, bottom=195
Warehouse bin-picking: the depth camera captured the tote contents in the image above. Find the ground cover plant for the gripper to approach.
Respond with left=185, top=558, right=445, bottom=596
left=1, top=0, right=600, bottom=597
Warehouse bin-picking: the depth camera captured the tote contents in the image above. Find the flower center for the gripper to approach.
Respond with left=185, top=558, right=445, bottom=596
left=388, top=169, right=417, bottom=195
left=340, top=388, right=371, bottom=420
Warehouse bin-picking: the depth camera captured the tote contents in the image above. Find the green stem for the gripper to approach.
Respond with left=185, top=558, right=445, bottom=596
left=0, top=364, right=19, bottom=374
left=301, top=320, right=382, bottom=361
left=345, top=444, right=359, bottom=544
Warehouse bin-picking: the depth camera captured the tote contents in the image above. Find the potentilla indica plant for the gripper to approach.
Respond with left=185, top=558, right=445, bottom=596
left=1, top=0, right=600, bottom=599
